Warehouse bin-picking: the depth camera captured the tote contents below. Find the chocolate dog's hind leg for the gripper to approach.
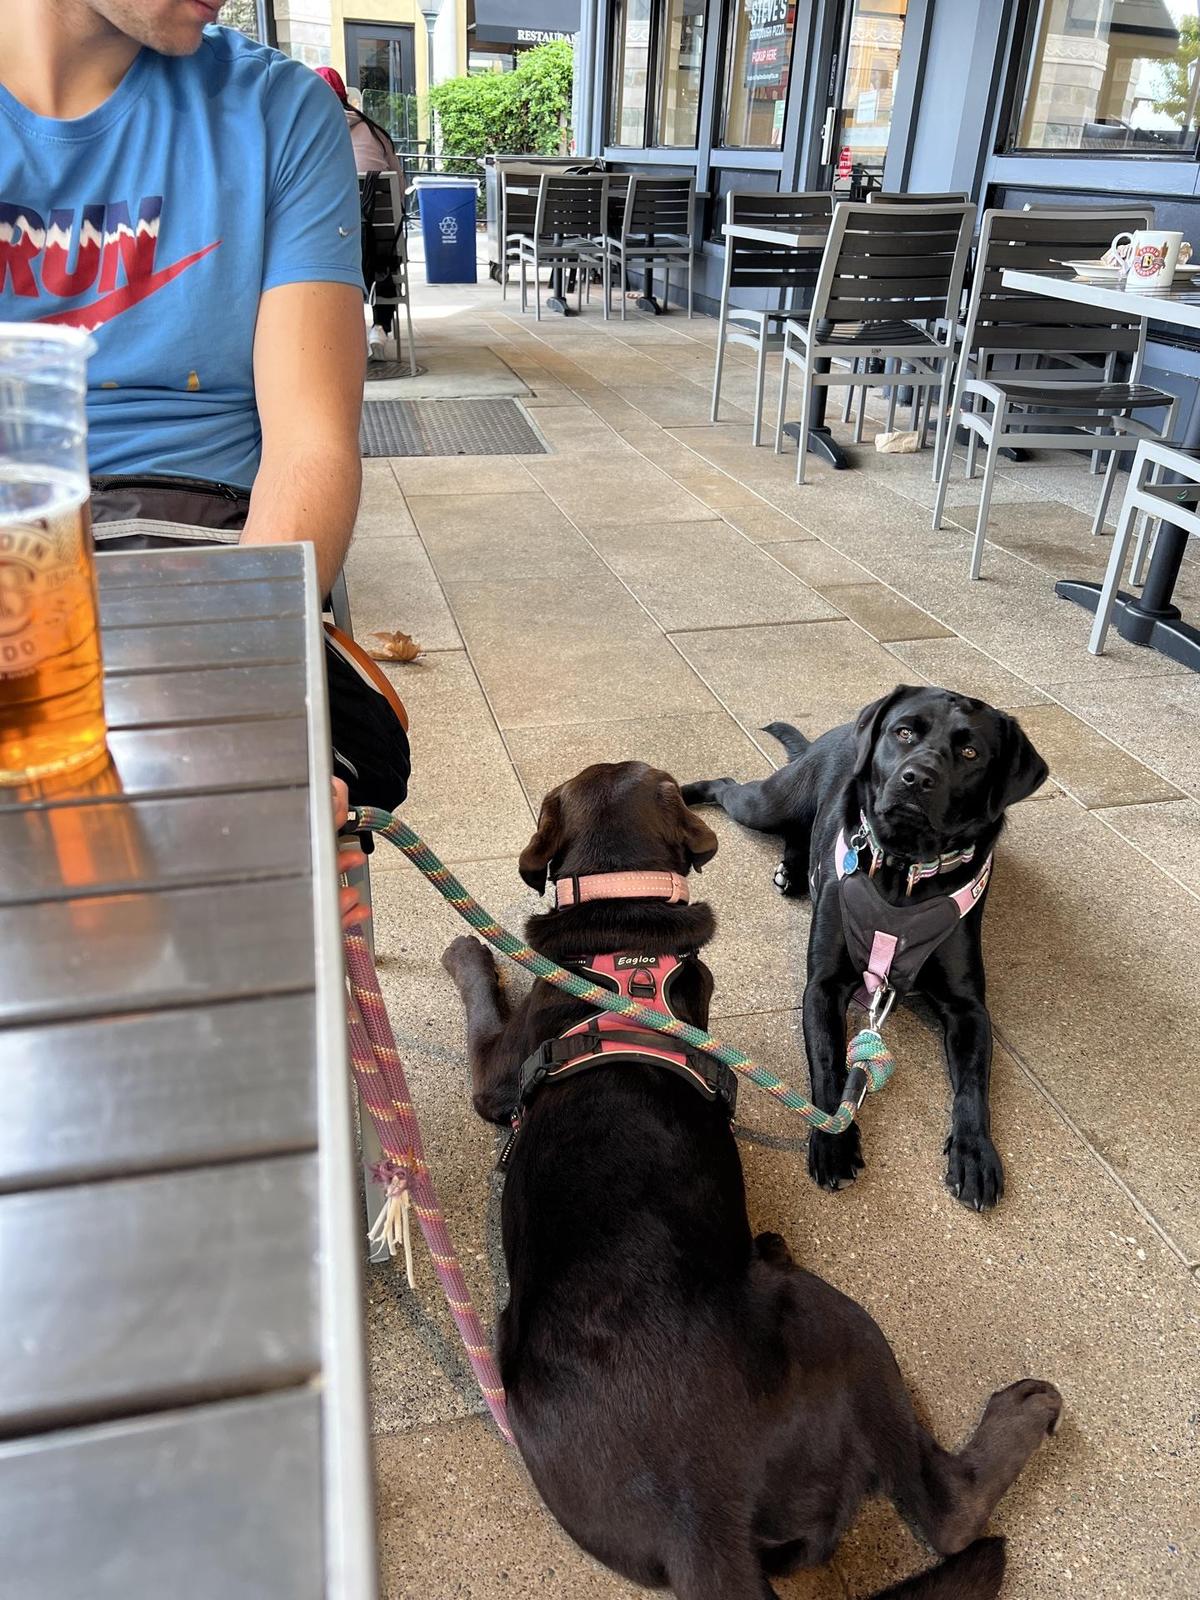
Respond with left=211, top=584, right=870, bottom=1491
left=892, top=1380, right=1062, bottom=1557
left=442, top=935, right=517, bottom=1123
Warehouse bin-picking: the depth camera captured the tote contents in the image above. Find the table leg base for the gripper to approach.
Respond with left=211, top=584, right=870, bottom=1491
left=1055, top=578, right=1200, bottom=672
left=782, top=422, right=851, bottom=469
left=635, top=295, right=663, bottom=315
left=544, top=295, right=574, bottom=316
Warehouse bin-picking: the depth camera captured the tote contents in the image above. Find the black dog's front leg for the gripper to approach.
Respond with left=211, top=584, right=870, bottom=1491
left=802, top=953, right=862, bottom=1193
left=923, top=946, right=1003, bottom=1211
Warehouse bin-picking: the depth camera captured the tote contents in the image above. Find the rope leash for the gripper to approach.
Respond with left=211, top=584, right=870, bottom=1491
left=347, top=805, right=896, bottom=1133
left=341, top=807, right=897, bottom=1445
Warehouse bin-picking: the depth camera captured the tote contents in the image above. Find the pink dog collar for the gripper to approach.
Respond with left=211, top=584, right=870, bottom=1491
left=551, top=870, right=690, bottom=908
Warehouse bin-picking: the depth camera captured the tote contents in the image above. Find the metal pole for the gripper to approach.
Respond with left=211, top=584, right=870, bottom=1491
left=420, top=3, right=443, bottom=163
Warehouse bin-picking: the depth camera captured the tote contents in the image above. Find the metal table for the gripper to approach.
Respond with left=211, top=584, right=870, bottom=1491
left=1002, top=266, right=1200, bottom=673
left=0, top=543, right=376, bottom=1598
left=721, top=219, right=849, bottom=468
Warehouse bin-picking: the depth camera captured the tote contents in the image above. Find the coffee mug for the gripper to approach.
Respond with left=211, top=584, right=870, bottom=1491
left=1109, top=229, right=1185, bottom=292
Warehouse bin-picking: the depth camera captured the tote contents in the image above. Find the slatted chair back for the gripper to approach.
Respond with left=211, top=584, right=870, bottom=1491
left=621, top=176, right=694, bottom=243
left=867, top=190, right=970, bottom=205
left=964, top=206, right=1154, bottom=362
left=500, top=169, right=539, bottom=246
left=725, top=190, right=833, bottom=292
left=811, top=201, right=975, bottom=330
left=535, top=174, right=606, bottom=243
left=606, top=172, right=631, bottom=236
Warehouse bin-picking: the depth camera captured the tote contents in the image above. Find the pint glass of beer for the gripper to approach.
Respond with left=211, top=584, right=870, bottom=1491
left=0, top=324, right=106, bottom=785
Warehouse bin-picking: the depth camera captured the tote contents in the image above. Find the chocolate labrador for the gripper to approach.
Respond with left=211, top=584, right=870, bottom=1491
left=442, top=761, right=1060, bottom=1600
left=683, top=687, right=1048, bottom=1211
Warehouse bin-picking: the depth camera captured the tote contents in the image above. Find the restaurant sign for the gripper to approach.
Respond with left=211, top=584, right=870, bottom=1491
left=745, top=0, right=792, bottom=88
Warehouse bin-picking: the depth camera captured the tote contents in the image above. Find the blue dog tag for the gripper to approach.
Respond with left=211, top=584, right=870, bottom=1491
left=842, top=844, right=859, bottom=876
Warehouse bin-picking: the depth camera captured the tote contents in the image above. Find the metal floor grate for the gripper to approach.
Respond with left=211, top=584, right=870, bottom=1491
left=359, top=398, right=546, bottom=457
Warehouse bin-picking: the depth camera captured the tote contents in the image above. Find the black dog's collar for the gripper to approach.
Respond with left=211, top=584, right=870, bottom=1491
left=848, top=810, right=976, bottom=897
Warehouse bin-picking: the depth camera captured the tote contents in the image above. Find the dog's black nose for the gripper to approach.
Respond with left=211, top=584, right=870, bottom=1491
left=900, top=766, right=936, bottom=791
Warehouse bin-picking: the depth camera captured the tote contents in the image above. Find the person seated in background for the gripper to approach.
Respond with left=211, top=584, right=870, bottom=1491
left=314, top=66, right=403, bottom=363
left=1, top=0, right=409, bottom=811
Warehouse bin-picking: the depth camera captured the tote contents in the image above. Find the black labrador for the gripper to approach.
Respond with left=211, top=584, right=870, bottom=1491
left=443, top=761, right=1060, bottom=1600
left=683, top=687, right=1048, bottom=1211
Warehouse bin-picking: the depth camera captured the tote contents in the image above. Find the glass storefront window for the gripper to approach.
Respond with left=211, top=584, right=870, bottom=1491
left=1015, top=0, right=1200, bottom=155
left=831, top=0, right=908, bottom=187
left=657, top=0, right=707, bottom=145
left=611, top=0, right=653, bottom=145
left=720, top=0, right=798, bottom=149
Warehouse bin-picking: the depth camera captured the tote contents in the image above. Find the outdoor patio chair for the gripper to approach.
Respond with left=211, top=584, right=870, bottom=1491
left=867, top=191, right=970, bottom=204
left=711, top=190, right=834, bottom=447
left=931, top=206, right=1176, bottom=580
left=515, top=173, right=608, bottom=321
left=360, top=171, right=417, bottom=376
left=603, top=174, right=696, bottom=320
left=774, top=201, right=976, bottom=485
left=499, top=168, right=539, bottom=300
left=1088, top=438, right=1200, bottom=654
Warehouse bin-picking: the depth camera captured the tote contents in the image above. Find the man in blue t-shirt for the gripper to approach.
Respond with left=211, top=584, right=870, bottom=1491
left=0, top=0, right=365, bottom=594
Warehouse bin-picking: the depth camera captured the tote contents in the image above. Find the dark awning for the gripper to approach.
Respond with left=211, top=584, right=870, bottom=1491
left=473, top=0, right=580, bottom=46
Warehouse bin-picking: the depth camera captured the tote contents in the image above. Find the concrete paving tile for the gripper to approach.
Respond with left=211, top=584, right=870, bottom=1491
left=343, top=535, right=462, bottom=652
left=724, top=1007, right=1199, bottom=1600
left=373, top=653, right=533, bottom=864
left=986, top=799, right=1200, bottom=1258
left=531, top=405, right=635, bottom=454
left=1048, top=674, right=1200, bottom=801
left=357, top=459, right=409, bottom=529
left=769, top=540, right=876, bottom=589
left=525, top=454, right=716, bottom=525
left=1092, top=798, right=1200, bottom=897
left=821, top=582, right=953, bottom=643
left=977, top=499, right=1112, bottom=583
left=580, top=519, right=842, bottom=631
left=406, top=492, right=604, bottom=582
left=388, top=456, right=537, bottom=495
left=884, top=636, right=1050, bottom=710
left=671, top=620, right=910, bottom=733
left=1011, top=704, right=1182, bottom=809
left=617, top=382, right=753, bottom=426
left=375, top=1418, right=849, bottom=1600
left=443, top=573, right=721, bottom=728
left=719, top=500, right=819, bottom=544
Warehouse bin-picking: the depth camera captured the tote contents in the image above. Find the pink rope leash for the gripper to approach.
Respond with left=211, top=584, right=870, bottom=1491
left=343, top=928, right=514, bottom=1445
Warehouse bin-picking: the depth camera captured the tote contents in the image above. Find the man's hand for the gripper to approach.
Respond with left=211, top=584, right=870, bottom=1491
left=243, top=281, right=365, bottom=594
left=332, top=776, right=371, bottom=931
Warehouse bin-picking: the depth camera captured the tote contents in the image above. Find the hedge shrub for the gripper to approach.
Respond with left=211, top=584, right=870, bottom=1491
left=430, top=39, right=573, bottom=167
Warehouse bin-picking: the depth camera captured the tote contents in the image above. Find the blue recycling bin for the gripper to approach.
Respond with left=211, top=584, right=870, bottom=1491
left=415, top=178, right=479, bottom=285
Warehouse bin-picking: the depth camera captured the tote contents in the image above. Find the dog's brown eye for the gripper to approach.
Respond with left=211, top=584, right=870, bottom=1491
left=894, top=726, right=915, bottom=743
left=962, top=745, right=978, bottom=761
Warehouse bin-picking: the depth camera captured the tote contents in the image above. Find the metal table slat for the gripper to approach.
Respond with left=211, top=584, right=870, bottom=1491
left=0, top=1389, right=325, bottom=1600
left=0, top=993, right=318, bottom=1190
left=0, top=788, right=311, bottom=904
left=104, top=662, right=308, bottom=729
left=0, top=1154, right=320, bottom=1432
left=95, top=544, right=306, bottom=587
left=100, top=578, right=307, bottom=629
left=0, top=877, right=317, bottom=1026
left=102, top=612, right=307, bottom=673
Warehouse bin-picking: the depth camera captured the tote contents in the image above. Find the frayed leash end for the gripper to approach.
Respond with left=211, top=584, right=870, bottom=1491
left=368, top=1159, right=418, bottom=1288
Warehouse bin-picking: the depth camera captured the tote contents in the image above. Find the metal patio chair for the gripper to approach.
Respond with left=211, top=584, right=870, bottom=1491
left=360, top=171, right=417, bottom=377
left=774, top=201, right=976, bottom=485
left=711, top=190, right=834, bottom=447
left=499, top=168, right=539, bottom=300
left=932, top=206, right=1176, bottom=580
left=516, top=173, right=608, bottom=321
left=603, top=174, right=696, bottom=319
left=1088, top=439, right=1200, bottom=654
left=867, top=190, right=970, bottom=204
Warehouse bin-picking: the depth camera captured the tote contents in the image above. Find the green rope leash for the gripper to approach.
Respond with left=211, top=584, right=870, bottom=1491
left=352, top=806, right=895, bottom=1136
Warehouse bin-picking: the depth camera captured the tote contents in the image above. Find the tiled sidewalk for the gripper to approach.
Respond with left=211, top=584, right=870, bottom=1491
left=348, top=269, right=1199, bottom=1599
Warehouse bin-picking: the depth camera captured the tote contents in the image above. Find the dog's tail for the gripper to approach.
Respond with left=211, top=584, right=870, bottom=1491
left=762, top=720, right=810, bottom=762
left=863, top=1538, right=1006, bottom=1600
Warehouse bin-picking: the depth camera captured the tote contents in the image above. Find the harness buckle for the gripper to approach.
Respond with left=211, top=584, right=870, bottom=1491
left=867, top=982, right=896, bottom=1033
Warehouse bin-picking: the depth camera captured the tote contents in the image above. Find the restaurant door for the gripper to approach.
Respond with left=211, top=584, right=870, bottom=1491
left=344, top=21, right=418, bottom=149
left=815, top=0, right=910, bottom=192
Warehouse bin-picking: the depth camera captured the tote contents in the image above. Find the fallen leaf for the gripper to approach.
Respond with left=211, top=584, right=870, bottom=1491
left=367, top=629, right=423, bottom=662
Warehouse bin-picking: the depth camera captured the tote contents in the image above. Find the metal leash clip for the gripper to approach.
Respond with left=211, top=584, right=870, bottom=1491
left=867, top=981, right=896, bottom=1035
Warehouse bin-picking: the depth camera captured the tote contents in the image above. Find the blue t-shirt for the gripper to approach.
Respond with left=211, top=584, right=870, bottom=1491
left=0, top=28, right=362, bottom=488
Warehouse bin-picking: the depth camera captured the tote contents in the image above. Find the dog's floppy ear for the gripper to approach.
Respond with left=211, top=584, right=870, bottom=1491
left=659, top=778, right=719, bottom=872
left=853, top=686, right=914, bottom=777
left=989, top=712, right=1049, bottom=816
left=519, top=789, right=565, bottom=893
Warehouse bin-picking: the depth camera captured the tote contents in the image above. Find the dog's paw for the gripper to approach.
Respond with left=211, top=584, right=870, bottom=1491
left=944, top=1131, right=1004, bottom=1211
left=773, top=859, right=791, bottom=894
left=442, top=935, right=490, bottom=980
left=754, top=1230, right=795, bottom=1267
left=681, top=778, right=731, bottom=807
left=982, top=1378, right=1064, bottom=1444
left=808, top=1125, right=864, bottom=1192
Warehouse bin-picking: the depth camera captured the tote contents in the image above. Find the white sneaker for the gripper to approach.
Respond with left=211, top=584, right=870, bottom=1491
left=368, top=327, right=387, bottom=362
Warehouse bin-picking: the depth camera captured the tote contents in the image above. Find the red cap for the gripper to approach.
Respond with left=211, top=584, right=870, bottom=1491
left=315, top=66, right=349, bottom=104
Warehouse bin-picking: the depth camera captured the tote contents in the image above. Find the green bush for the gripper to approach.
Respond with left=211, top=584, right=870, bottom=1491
left=430, top=40, right=573, bottom=163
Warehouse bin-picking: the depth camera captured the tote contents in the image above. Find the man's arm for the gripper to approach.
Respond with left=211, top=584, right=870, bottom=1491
left=242, top=280, right=365, bottom=595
